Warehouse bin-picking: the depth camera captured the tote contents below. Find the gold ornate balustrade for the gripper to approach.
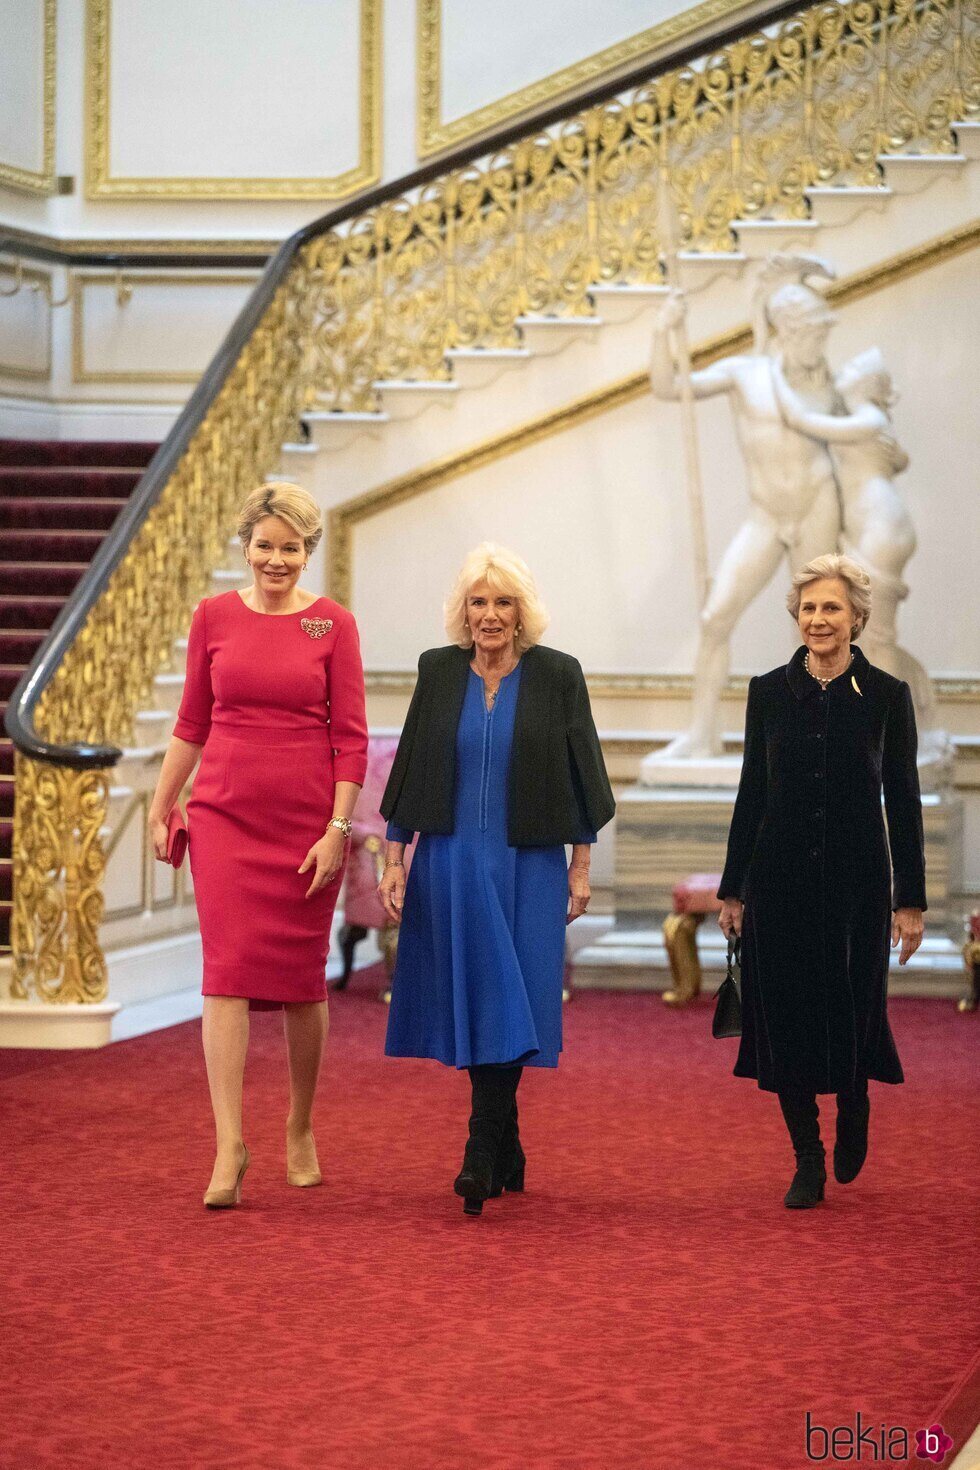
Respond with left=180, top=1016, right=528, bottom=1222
left=11, top=269, right=315, bottom=1002
left=304, top=0, right=979, bottom=409
left=8, top=0, right=978, bottom=1006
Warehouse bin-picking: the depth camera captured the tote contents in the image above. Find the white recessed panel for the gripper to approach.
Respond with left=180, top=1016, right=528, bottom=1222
left=108, top=0, right=362, bottom=179
left=0, top=0, right=46, bottom=173
left=441, top=0, right=704, bottom=123
left=77, top=276, right=258, bottom=381
left=0, top=270, right=50, bottom=377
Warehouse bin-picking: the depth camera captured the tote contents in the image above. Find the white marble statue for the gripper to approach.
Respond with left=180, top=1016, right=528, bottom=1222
left=772, top=348, right=952, bottom=772
left=647, top=256, right=843, bottom=761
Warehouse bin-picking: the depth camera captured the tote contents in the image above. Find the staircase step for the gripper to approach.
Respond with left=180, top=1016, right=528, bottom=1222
left=0, top=563, right=87, bottom=595
left=0, top=739, right=12, bottom=777
left=0, top=596, right=64, bottom=630
left=0, top=631, right=45, bottom=664
left=0, top=439, right=158, bottom=469
left=0, top=468, right=142, bottom=498
left=0, top=817, right=11, bottom=852
left=0, top=667, right=27, bottom=701
left=0, top=530, right=106, bottom=561
left=0, top=786, right=12, bottom=820
left=0, top=497, right=129, bottom=531
left=0, top=860, right=11, bottom=900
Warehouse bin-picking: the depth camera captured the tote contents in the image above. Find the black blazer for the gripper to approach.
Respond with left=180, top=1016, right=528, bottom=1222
left=380, top=644, right=615, bottom=847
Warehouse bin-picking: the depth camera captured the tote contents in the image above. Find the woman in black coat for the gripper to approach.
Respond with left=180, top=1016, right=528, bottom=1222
left=718, top=553, right=926, bottom=1209
left=378, top=544, right=615, bottom=1215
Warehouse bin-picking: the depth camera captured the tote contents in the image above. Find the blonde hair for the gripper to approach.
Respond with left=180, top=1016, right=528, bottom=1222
left=787, top=553, right=872, bottom=639
left=237, top=481, right=322, bottom=558
left=444, top=543, right=549, bottom=654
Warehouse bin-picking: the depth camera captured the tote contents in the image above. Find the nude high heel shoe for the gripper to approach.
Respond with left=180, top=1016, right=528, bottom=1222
left=286, top=1129, right=322, bottom=1188
left=204, top=1146, right=250, bottom=1209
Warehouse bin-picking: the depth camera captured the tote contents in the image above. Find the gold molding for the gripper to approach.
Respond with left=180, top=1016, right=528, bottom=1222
left=0, top=262, right=53, bottom=380
left=71, top=270, right=262, bottom=385
left=416, top=0, right=760, bottom=157
left=328, top=216, right=980, bottom=609
left=365, top=670, right=980, bottom=704
left=0, top=224, right=281, bottom=260
left=85, top=0, right=381, bottom=201
left=0, top=0, right=56, bottom=195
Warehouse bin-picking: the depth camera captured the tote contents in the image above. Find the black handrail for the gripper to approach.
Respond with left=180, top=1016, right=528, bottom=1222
left=4, top=0, right=806, bottom=770
left=0, top=232, right=274, bottom=270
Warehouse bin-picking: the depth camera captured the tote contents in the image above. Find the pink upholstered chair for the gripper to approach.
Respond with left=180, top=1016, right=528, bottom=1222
left=335, top=736, right=411, bottom=994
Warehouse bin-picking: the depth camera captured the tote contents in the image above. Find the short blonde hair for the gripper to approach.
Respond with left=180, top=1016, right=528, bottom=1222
left=787, top=553, right=872, bottom=639
left=444, top=543, right=549, bottom=654
left=237, top=481, right=322, bottom=558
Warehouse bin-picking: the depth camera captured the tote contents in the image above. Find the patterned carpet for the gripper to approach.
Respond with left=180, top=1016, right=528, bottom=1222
left=0, top=984, right=977, bottom=1470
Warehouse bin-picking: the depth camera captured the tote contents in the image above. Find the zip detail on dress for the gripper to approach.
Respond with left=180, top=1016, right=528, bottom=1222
left=479, top=696, right=496, bottom=832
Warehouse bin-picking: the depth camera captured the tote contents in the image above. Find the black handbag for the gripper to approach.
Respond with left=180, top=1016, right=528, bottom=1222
left=712, top=933, right=742, bottom=1038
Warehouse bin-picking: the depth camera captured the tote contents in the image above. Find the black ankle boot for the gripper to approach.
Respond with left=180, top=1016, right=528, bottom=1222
left=454, top=1067, right=519, bottom=1215
left=834, top=1085, right=870, bottom=1184
left=778, top=1091, right=827, bottom=1209
left=490, top=1094, right=526, bottom=1197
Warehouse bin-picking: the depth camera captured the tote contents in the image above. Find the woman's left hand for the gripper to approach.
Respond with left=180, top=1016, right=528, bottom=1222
left=567, top=861, right=591, bottom=925
left=892, top=906, right=924, bottom=965
left=298, top=828, right=347, bottom=899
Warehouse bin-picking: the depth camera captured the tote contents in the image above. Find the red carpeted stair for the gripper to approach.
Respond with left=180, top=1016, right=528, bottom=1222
left=0, top=438, right=157, bottom=953
left=0, top=986, right=977, bottom=1469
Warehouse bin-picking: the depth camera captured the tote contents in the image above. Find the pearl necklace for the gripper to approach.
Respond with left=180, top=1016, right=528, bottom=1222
left=805, top=648, right=853, bottom=690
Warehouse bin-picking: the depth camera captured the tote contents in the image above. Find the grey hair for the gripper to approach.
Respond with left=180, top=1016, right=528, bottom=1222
left=787, top=553, right=872, bottom=639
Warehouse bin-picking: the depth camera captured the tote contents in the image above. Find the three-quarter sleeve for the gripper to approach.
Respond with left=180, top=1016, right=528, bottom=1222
left=882, top=681, right=927, bottom=911
left=718, top=676, right=767, bottom=901
left=565, top=660, right=615, bottom=836
left=385, top=821, right=416, bottom=845
left=173, top=600, right=213, bottom=745
left=328, top=614, right=369, bottom=785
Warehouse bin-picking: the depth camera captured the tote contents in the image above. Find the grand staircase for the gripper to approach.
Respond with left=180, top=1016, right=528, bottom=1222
left=0, top=440, right=158, bottom=961
left=4, top=0, right=977, bottom=1043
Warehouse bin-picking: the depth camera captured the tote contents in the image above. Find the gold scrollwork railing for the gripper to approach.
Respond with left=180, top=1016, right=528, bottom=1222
left=11, top=268, right=316, bottom=1003
left=304, top=0, right=979, bottom=409
left=8, top=0, right=978, bottom=1007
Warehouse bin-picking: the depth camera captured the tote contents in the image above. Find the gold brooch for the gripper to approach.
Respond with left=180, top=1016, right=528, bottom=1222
left=301, top=617, right=332, bottom=639
left=851, top=675, right=862, bottom=696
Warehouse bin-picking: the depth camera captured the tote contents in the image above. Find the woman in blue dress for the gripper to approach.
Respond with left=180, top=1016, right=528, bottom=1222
left=378, top=544, right=615, bottom=1215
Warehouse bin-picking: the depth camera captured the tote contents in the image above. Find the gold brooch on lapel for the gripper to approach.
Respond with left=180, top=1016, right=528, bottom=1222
left=851, top=675, right=862, bottom=696
left=301, top=617, right=332, bottom=640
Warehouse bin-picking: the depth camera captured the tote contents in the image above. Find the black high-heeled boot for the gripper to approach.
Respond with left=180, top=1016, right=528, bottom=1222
left=454, top=1066, right=520, bottom=1215
left=834, top=1079, right=870, bottom=1184
left=490, top=1076, right=525, bottom=1197
left=778, top=1090, right=827, bottom=1209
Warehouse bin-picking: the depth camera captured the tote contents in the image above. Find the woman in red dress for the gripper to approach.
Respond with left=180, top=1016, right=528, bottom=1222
left=149, top=482, right=368, bottom=1208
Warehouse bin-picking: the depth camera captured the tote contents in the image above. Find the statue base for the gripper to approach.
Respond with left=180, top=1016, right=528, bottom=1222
left=571, top=780, right=965, bottom=995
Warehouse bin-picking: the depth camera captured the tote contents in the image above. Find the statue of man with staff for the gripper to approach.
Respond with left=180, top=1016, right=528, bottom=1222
left=647, top=255, right=843, bottom=763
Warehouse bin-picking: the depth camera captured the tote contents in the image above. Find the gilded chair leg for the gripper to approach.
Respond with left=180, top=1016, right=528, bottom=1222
left=959, top=940, right=980, bottom=1013
left=662, top=912, right=704, bottom=1006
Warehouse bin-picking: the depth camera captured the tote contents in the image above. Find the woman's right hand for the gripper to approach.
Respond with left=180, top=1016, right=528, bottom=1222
left=149, top=816, right=170, bottom=863
left=718, top=897, right=743, bottom=939
left=378, top=861, right=406, bottom=925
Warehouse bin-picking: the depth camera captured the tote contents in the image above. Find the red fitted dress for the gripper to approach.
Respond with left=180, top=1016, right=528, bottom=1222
left=173, top=590, right=368, bottom=1006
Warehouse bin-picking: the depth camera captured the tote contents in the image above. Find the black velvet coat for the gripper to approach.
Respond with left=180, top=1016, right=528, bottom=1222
left=718, top=645, right=926, bottom=1095
left=380, top=644, right=615, bottom=847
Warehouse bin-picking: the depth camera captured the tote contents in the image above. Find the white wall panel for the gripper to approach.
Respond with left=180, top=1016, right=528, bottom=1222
left=0, top=265, right=51, bottom=378
left=105, top=0, right=362, bottom=181
left=0, top=0, right=48, bottom=176
left=441, top=0, right=706, bottom=123
left=73, top=273, right=258, bottom=382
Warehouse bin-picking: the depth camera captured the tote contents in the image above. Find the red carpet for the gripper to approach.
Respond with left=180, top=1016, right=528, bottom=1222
left=0, top=984, right=977, bottom=1470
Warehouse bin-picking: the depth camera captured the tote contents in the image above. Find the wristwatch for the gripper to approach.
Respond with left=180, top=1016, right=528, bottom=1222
left=327, top=816, right=353, bottom=837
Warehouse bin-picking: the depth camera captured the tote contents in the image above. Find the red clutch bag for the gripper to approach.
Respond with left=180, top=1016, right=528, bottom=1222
left=166, top=807, right=188, bottom=869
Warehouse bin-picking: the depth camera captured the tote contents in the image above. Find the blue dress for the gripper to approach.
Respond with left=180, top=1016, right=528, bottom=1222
left=385, top=661, right=590, bottom=1069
